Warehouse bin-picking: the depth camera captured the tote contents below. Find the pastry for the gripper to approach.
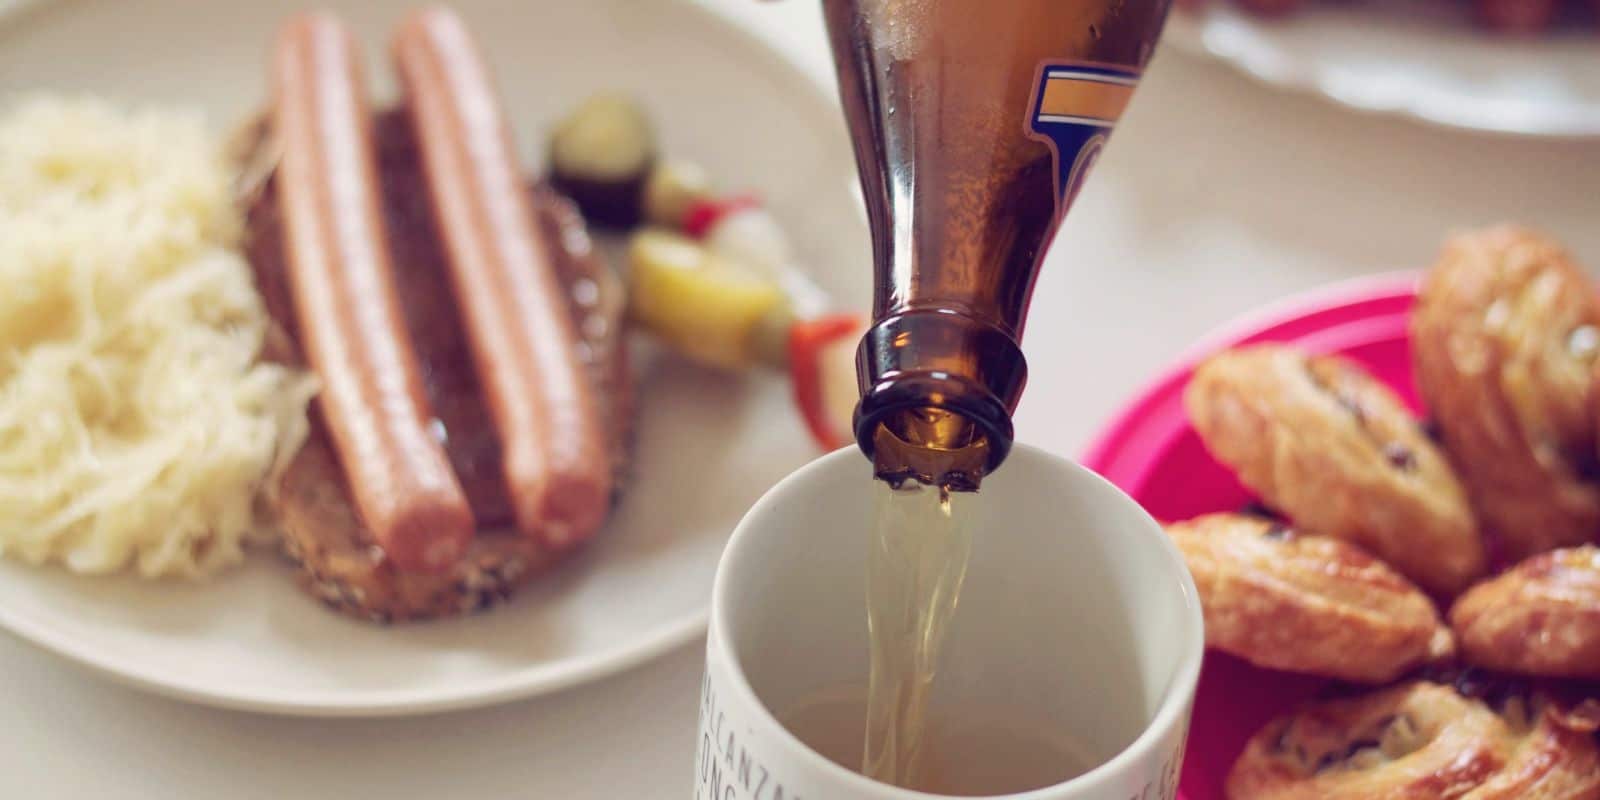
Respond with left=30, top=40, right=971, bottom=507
left=1464, top=689, right=1600, bottom=799
left=1168, top=513, right=1454, bottom=683
left=1450, top=546, right=1600, bottom=680
left=1412, top=225, right=1600, bottom=563
left=1186, top=345, right=1485, bottom=596
left=1226, top=681, right=1513, bottom=799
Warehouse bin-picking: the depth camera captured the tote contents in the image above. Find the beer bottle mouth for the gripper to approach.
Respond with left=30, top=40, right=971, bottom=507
left=865, top=405, right=996, bottom=492
left=852, top=310, right=1025, bottom=485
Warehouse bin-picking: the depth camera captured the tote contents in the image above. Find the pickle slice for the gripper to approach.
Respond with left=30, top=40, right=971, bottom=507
left=627, top=229, right=786, bottom=370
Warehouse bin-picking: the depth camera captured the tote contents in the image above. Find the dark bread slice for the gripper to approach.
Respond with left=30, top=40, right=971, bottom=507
left=233, top=110, right=632, bottom=622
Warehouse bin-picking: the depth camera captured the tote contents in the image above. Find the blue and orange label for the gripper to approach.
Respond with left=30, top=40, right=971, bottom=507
left=1026, top=62, right=1140, bottom=213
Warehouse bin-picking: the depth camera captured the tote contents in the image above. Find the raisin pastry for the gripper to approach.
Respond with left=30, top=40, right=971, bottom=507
left=1450, top=546, right=1600, bottom=680
left=1412, top=225, right=1600, bottom=563
left=1168, top=513, right=1454, bottom=683
left=1225, top=682, right=1513, bottom=799
left=1186, top=345, right=1485, bottom=596
left=1464, top=690, right=1600, bottom=799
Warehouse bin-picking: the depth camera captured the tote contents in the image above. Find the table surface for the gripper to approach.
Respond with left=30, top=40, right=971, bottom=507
left=6, top=2, right=1599, bottom=797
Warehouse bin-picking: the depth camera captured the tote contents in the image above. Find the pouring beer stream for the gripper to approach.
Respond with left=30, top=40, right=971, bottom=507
left=819, top=0, right=1173, bottom=789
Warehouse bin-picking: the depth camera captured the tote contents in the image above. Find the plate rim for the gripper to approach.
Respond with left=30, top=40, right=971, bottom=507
left=1081, top=270, right=1420, bottom=479
left=1165, top=13, right=1600, bottom=140
left=0, top=0, right=46, bottom=21
left=0, top=0, right=842, bottom=718
left=0, top=593, right=714, bottom=717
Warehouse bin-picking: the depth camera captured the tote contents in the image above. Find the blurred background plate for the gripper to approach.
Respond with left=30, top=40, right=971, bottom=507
left=1166, top=0, right=1600, bottom=138
left=0, top=0, right=866, bottom=716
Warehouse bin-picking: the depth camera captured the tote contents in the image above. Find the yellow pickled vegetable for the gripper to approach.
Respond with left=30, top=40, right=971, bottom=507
left=642, top=159, right=714, bottom=229
left=627, top=229, right=787, bottom=370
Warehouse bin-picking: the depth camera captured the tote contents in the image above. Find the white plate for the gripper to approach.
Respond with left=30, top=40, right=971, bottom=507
left=1167, top=0, right=1600, bottom=137
left=0, top=0, right=868, bottom=716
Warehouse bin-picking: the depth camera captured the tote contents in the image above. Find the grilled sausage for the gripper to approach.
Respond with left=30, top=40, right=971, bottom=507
left=1475, top=0, right=1559, bottom=34
left=272, top=11, right=475, bottom=573
left=392, top=7, right=613, bottom=550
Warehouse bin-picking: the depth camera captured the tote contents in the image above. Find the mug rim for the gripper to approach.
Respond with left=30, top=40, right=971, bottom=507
left=708, top=443, right=1205, bottom=800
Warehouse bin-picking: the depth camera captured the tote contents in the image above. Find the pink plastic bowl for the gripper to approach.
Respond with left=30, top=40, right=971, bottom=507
left=1080, top=273, right=1423, bottom=800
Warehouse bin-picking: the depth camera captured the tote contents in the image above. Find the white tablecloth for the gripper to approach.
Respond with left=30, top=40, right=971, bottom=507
left=5, top=2, right=1598, bottom=797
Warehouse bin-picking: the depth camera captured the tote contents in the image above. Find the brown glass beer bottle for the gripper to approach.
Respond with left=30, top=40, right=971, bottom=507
left=825, top=0, right=1172, bottom=488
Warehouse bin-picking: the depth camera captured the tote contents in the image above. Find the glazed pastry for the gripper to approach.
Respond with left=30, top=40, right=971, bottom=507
left=1186, top=345, right=1485, bottom=596
left=1463, top=690, right=1600, bottom=800
left=1225, top=682, right=1513, bottom=799
left=1167, top=513, right=1454, bottom=683
left=1412, top=225, right=1600, bottom=563
left=1450, top=546, right=1600, bottom=680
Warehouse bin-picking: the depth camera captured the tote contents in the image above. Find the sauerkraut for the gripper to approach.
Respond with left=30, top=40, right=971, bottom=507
left=0, top=96, right=317, bottom=579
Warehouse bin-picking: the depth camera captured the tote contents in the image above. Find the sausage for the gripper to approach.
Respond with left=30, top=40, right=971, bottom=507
left=1232, top=0, right=1302, bottom=17
left=272, top=11, right=475, bottom=573
left=1474, top=0, right=1559, bottom=33
left=391, top=7, right=614, bottom=550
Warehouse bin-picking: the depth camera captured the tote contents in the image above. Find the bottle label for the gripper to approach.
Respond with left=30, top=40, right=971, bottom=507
left=1025, top=62, right=1140, bottom=213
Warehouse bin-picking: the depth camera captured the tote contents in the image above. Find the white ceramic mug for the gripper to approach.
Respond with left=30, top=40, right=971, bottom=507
left=695, top=444, right=1204, bottom=800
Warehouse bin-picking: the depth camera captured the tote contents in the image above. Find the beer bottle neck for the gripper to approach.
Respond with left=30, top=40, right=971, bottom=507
left=854, top=309, right=1024, bottom=485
